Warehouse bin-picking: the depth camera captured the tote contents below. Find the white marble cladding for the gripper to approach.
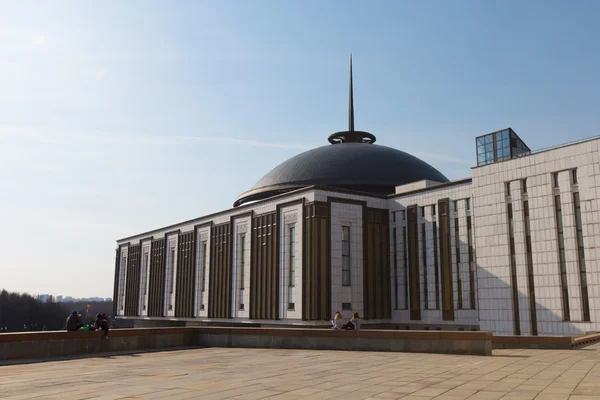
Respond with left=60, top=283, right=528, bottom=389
left=389, top=181, right=479, bottom=327
left=330, top=201, right=364, bottom=319
left=117, top=245, right=128, bottom=316
left=139, top=240, right=152, bottom=316
left=164, top=233, right=178, bottom=317
left=473, top=138, right=600, bottom=336
left=279, top=203, right=303, bottom=320
left=232, top=217, right=251, bottom=318
left=195, top=226, right=210, bottom=317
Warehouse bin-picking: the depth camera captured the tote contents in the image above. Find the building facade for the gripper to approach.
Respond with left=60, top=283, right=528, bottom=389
left=113, top=65, right=600, bottom=337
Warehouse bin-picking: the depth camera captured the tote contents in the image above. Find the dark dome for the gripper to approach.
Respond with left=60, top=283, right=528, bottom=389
left=234, top=137, right=449, bottom=207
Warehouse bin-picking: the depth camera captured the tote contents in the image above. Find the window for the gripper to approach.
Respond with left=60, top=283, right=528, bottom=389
left=553, top=173, right=559, bottom=188
left=119, top=255, right=127, bottom=310
left=422, top=223, right=428, bottom=309
left=454, top=200, right=458, bottom=213
left=401, top=210, right=406, bottom=221
left=454, top=217, right=462, bottom=309
left=432, top=204, right=436, bottom=216
left=289, top=226, right=295, bottom=287
left=507, top=203, right=520, bottom=334
left=393, top=228, right=398, bottom=309
left=421, top=207, right=425, bottom=218
left=238, top=233, right=245, bottom=310
left=467, top=217, right=475, bottom=310
left=465, top=198, right=470, bottom=210
left=239, top=234, right=245, bottom=290
left=342, top=226, right=351, bottom=286
left=554, top=194, right=570, bottom=321
left=521, top=179, right=527, bottom=194
left=523, top=200, right=537, bottom=335
left=573, top=192, right=590, bottom=321
left=572, top=169, right=578, bottom=185
left=505, top=182, right=511, bottom=197
left=432, top=221, right=439, bottom=309
left=288, top=225, right=295, bottom=310
left=342, top=302, right=352, bottom=310
left=392, top=212, right=396, bottom=222
left=201, top=241, right=207, bottom=292
left=168, top=248, right=175, bottom=295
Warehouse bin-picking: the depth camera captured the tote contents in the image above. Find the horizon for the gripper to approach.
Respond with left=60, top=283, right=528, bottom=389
left=1, top=1, right=599, bottom=297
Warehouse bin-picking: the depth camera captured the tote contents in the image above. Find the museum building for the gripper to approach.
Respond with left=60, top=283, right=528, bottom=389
left=114, top=63, right=600, bottom=337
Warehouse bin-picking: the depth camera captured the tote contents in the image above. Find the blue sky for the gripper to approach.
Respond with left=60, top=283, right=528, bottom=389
left=1, top=1, right=599, bottom=298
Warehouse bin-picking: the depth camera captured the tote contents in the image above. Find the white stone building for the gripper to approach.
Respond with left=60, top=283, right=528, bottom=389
left=113, top=66, right=600, bottom=337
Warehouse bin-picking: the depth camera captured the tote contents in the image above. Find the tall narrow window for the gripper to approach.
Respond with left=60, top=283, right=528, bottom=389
left=505, top=182, right=511, bottom=197
left=201, top=241, right=207, bottom=292
left=454, top=217, right=462, bottom=309
left=239, top=234, right=245, bottom=310
left=169, top=248, right=175, bottom=295
left=571, top=169, right=578, bottom=185
left=119, top=255, right=127, bottom=311
left=140, top=247, right=150, bottom=312
left=553, top=173, right=559, bottom=188
left=523, top=200, right=537, bottom=334
left=522, top=179, right=527, bottom=194
left=554, top=194, right=570, bottom=321
left=422, top=223, right=428, bottom=309
left=432, top=205, right=436, bottom=216
left=342, top=226, right=351, bottom=286
left=199, top=240, right=207, bottom=311
left=465, top=198, right=470, bottom=210
left=467, top=217, right=475, bottom=309
left=432, top=221, right=439, bottom=309
left=403, top=225, right=408, bottom=309
left=507, top=203, right=520, bottom=334
left=573, top=192, right=590, bottom=321
left=393, top=227, right=398, bottom=309
left=439, top=199, right=454, bottom=321
left=288, top=226, right=295, bottom=310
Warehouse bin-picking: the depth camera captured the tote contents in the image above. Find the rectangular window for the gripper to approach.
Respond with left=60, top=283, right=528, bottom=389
left=342, top=302, right=352, bottom=310
left=507, top=203, right=520, bottom=335
left=554, top=194, right=570, bottom=321
left=422, top=223, right=428, bottom=309
left=432, top=204, right=436, bottom=216
left=467, top=217, right=475, bottom=309
left=505, top=182, right=511, bottom=197
left=392, top=212, right=396, bottom=222
left=465, top=198, right=470, bottom=210
left=454, top=200, right=458, bottom=213
left=407, top=205, right=420, bottom=320
left=522, top=179, right=527, bottom=194
left=201, top=241, right=207, bottom=292
left=403, top=225, right=408, bottom=310
left=342, top=226, right=351, bottom=286
left=454, top=217, right=463, bottom=309
left=523, top=200, right=537, bottom=335
left=421, top=206, right=425, bottom=218
left=553, top=173, right=559, bottom=188
left=168, top=248, right=175, bottom=295
left=239, top=234, right=246, bottom=290
left=573, top=192, right=590, bottom=321
left=401, top=210, right=406, bottom=221
left=572, top=169, right=578, bottom=185
left=393, top=227, right=398, bottom=309
left=432, top=221, right=439, bottom=309
left=119, top=255, right=127, bottom=310
left=289, top=226, right=296, bottom=287
left=141, top=250, right=149, bottom=295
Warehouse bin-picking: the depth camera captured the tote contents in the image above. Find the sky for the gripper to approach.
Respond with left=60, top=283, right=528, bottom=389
left=1, top=1, right=599, bottom=298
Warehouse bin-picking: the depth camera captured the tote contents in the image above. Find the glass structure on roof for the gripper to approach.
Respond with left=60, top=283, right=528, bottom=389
left=476, top=128, right=531, bottom=166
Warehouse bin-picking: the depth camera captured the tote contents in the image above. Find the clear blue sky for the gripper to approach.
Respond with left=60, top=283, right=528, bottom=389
left=1, top=1, right=599, bottom=298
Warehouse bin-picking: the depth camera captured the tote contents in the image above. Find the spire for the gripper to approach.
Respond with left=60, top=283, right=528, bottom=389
left=348, top=53, right=354, bottom=132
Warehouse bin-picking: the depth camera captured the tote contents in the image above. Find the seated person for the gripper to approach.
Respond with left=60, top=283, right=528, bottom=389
left=343, top=312, right=361, bottom=330
left=66, top=311, right=83, bottom=332
left=331, top=311, right=342, bottom=329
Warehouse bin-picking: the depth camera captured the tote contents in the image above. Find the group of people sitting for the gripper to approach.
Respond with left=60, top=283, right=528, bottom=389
left=65, top=311, right=109, bottom=338
left=331, top=311, right=360, bottom=330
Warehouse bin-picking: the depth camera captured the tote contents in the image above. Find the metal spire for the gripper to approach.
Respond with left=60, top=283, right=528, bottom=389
left=348, top=53, right=354, bottom=132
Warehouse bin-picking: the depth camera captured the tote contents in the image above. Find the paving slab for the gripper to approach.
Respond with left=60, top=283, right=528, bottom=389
left=1, top=344, right=600, bottom=399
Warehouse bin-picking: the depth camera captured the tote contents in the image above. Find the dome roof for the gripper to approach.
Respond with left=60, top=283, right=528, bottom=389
left=233, top=55, right=449, bottom=207
left=234, top=139, right=448, bottom=207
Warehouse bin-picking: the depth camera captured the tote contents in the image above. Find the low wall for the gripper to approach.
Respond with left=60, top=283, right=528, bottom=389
left=0, top=328, right=194, bottom=362
left=0, top=327, right=492, bottom=362
left=493, top=332, right=600, bottom=350
left=194, top=327, right=493, bottom=356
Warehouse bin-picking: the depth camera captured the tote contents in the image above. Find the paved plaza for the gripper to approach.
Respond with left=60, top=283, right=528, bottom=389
left=2, top=345, right=600, bottom=400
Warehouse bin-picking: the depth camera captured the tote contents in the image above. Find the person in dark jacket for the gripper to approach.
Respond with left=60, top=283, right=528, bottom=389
left=94, top=313, right=109, bottom=339
left=66, top=311, right=83, bottom=331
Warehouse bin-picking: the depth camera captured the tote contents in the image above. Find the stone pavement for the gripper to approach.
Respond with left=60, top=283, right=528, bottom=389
left=1, top=344, right=600, bottom=400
